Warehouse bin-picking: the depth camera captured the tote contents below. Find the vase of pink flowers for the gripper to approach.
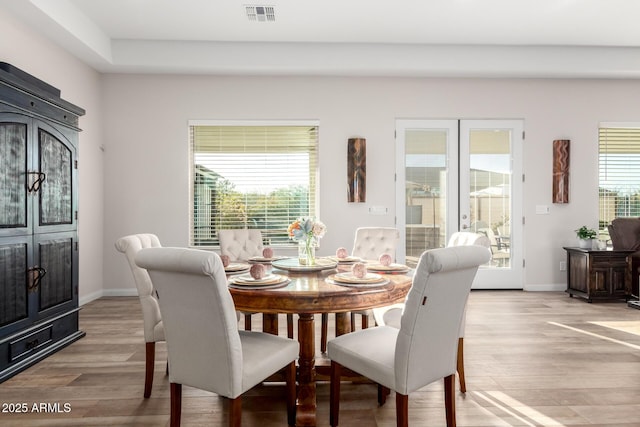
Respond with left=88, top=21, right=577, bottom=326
left=288, top=217, right=326, bottom=265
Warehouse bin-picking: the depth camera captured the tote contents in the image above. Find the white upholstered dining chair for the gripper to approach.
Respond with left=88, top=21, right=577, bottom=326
left=328, top=245, right=491, bottom=427
left=320, top=227, right=400, bottom=353
left=218, top=229, right=264, bottom=262
left=372, top=231, right=490, bottom=393
left=218, top=228, right=294, bottom=337
left=135, top=247, right=299, bottom=427
left=114, top=233, right=165, bottom=398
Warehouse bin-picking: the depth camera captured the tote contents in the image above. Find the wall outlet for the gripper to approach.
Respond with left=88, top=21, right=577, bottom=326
left=559, top=261, right=567, bottom=271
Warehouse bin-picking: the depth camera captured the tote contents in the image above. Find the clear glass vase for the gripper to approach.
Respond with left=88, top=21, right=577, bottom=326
left=298, top=238, right=316, bottom=266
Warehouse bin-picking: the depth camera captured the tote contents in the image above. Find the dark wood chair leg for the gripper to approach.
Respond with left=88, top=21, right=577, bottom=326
left=396, top=392, right=409, bottom=427
left=228, top=396, right=242, bottom=427
left=330, top=361, right=342, bottom=427
left=229, top=396, right=242, bottom=427
left=321, top=313, right=328, bottom=353
left=361, top=313, right=369, bottom=329
left=244, top=313, right=252, bottom=331
left=166, top=360, right=169, bottom=375
left=377, top=384, right=390, bottom=406
left=287, top=314, right=294, bottom=339
left=144, top=342, right=155, bottom=398
left=444, top=374, right=456, bottom=427
left=457, top=337, right=466, bottom=393
left=350, top=312, right=356, bottom=332
left=285, top=361, right=297, bottom=426
left=170, top=382, right=182, bottom=427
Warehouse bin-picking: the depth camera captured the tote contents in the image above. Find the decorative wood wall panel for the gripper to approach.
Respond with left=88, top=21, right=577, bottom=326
left=552, top=139, right=570, bottom=203
left=347, top=138, right=366, bottom=203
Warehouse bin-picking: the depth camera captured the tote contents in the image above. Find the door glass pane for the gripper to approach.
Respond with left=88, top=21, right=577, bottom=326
left=0, top=123, right=28, bottom=229
left=405, top=129, right=446, bottom=266
left=468, top=130, right=511, bottom=268
left=39, top=129, right=73, bottom=226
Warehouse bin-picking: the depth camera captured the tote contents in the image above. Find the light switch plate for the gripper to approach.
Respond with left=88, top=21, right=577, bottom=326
left=368, top=206, right=388, bottom=215
left=535, top=205, right=550, bottom=214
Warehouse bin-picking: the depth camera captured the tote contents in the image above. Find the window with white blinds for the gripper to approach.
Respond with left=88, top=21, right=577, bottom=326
left=599, top=123, right=640, bottom=229
left=189, top=122, right=319, bottom=247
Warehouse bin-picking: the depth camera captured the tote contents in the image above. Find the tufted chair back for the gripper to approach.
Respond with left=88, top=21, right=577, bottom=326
left=115, top=234, right=164, bottom=344
left=351, top=227, right=400, bottom=261
left=218, top=229, right=264, bottom=261
left=115, top=233, right=165, bottom=398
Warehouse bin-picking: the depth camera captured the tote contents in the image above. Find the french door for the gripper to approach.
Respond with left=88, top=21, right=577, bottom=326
left=396, top=119, right=523, bottom=289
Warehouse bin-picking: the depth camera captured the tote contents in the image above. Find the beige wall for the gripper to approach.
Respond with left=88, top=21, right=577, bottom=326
left=0, top=8, right=105, bottom=303
left=99, top=74, right=640, bottom=292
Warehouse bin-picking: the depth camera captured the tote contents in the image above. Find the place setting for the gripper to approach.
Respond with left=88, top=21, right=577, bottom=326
left=227, top=264, right=290, bottom=289
left=219, top=255, right=252, bottom=275
left=325, top=247, right=362, bottom=264
left=247, top=247, right=288, bottom=264
left=364, top=253, right=411, bottom=274
left=327, top=262, right=390, bottom=288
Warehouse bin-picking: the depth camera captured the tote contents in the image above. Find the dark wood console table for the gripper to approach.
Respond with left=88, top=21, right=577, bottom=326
left=563, top=247, right=634, bottom=302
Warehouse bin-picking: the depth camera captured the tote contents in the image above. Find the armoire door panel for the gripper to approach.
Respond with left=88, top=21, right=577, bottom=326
left=0, top=122, right=28, bottom=232
left=38, top=129, right=74, bottom=227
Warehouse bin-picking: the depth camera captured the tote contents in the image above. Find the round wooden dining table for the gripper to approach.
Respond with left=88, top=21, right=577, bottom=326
left=229, top=260, right=412, bottom=427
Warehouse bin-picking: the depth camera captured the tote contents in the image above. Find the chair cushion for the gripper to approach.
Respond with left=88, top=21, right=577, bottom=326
left=327, top=326, right=399, bottom=389
left=240, top=330, right=300, bottom=394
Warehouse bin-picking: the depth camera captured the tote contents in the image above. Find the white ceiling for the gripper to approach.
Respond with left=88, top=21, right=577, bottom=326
left=4, top=0, right=640, bottom=78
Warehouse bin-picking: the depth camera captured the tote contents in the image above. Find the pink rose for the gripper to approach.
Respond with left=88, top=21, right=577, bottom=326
left=351, top=262, right=367, bottom=279
left=250, top=263, right=266, bottom=280
left=262, top=247, right=274, bottom=258
left=220, top=254, right=231, bottom=268
left=379, top=253, right=392, bottom=266
left=336, top=247, right=348, bottom=259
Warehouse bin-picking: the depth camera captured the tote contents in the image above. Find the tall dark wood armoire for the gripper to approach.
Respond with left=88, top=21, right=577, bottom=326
left=0, top=63, right=85, bottom=382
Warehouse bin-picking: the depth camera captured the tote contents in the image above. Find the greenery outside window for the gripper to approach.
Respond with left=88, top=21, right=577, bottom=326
left=599, top=123, right=640, bottom=231
left=189, top=121, right=319, bottom=247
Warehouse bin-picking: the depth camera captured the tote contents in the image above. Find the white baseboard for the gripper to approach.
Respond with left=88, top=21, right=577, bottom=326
left=79, top=288, right=137, bottom=306
left=102, top=288, right=138, bottom=297
left=79, top=290, right=103, bottom=306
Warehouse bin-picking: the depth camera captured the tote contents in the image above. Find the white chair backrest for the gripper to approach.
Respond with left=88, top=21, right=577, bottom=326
left=135, top=247, right=243, bottom=396
left=395, top=245, right=491, bottom=395
left=115, top=234, right=163, bottom=343
left=446, top=231, right=491, bottom=337
left=447, top=231, right=491, bottom=248
left=218, top=229, right=264, bottom=261
left=351, top=227, right=400, bottom=261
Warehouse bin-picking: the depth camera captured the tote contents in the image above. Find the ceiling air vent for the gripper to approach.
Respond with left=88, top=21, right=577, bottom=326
left=245, top=5, right=275, bottom=22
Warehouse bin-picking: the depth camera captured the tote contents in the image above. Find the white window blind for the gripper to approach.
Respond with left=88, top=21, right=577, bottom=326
left=599, top=124, right=640, bottom=228
left=190, top=123, right=319, bottom=247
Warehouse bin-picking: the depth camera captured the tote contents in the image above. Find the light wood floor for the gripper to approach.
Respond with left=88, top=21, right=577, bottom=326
left=2, top=291, right=640, bottom=426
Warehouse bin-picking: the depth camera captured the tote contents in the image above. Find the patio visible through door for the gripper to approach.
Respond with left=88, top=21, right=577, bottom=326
left=396, top=119, right=523, bottom=289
